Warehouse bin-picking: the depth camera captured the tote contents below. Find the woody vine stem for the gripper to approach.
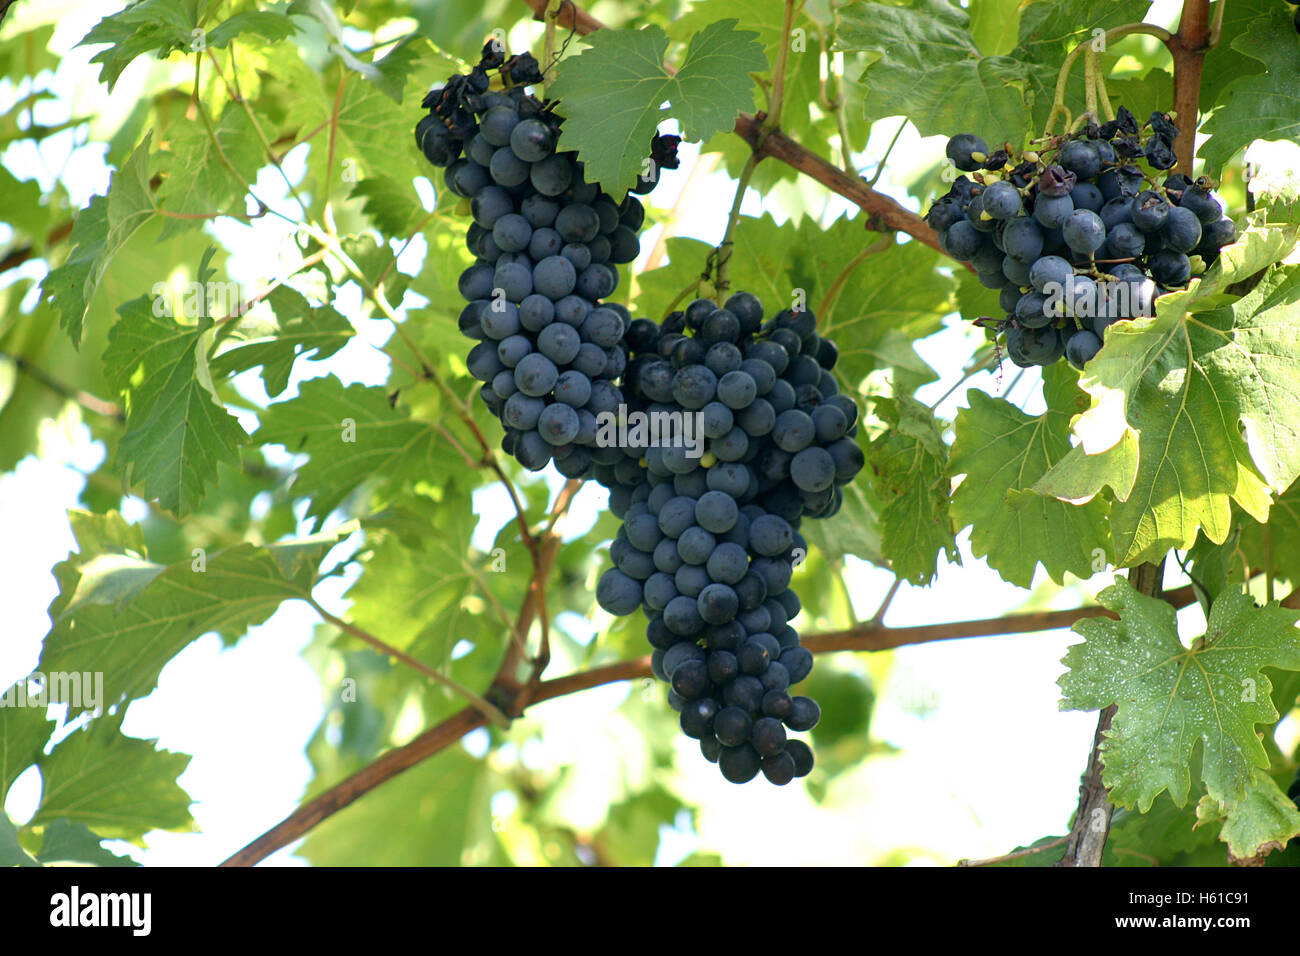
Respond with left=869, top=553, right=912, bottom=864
left=1055, top=0, right=1219, bottom=867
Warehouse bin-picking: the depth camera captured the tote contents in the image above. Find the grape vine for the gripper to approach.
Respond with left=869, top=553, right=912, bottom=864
left=5, top=0, right=1299, bottom=873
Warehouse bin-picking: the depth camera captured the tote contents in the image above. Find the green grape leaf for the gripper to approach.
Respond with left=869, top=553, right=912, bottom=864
left=949, top=364, right=1111, bottom=588
left=37, top=819, right=140, bottom=867
left=0, top=25, right=58, bottom=84
left=1197, top=769, right=1300, bottom=863
left=340, top=233, right=410, bottom=304
left=102, top=296, right=247, bottom=515
left=278, top=46, right=430, bottom=205
left=839, top=0, right=1152, bottom=142
left=15, top=219, right=217, bottom=473
left=345, top=498, right=500, bottom=663
left=285, top=0, right=345, bottom=38
left=0, top=164, right=51, bottom=243
left=968, top=0, right=1022, bottom=56
left=31, top=719, right=192, bottom=844
left=156, top=105, right=264, bottom=239
left=836, top=0, right=1030, bottom=138
left=407, top=218, right=471, bottom=318
left=625, top=235, right=709, bottom=320
left=1108, top=794, right=1220, bottom=866
left=633, top=215, right=948, bottom=389
left=1031, top=426, right=1140, bottom=506
left=668, top=0, right=869, bottom=192
left=800, top=237, right=947, bottom=390
left=104, top=134, right=161, bottom=259
left=334, top=35, right=427, bottom=103
left=1240, top=477, right=1300, bottom=588
left=1200, top=6, right=1300, bottom=171
left=1049, top=221, right=1300, bottom=566
left=801, top=669, right=875, bottom=752
left=349, top=176, right=427, bottom=237
left=869, top=395, right=958, bottom=585
left=0, top=692, right=55, bottom=801
left=60, top=552, right=165, bottom=616
left=204, top=10, right=299, bottom=49
left=0, top=811, right=38, bottom=867
left=40, top=514, right=345, bottom=713
left=209, top=285, right=354, bottom=397
left=254, top=376, right=443, bottom=529
left=599, top=787, right=686, bottom=866
left=43, top=135, right=159, bottom=346
left=77, top=0, right=196, bottom=91
left=547, top=20, right=767, bottom=195
left=1060, top=579, right=1300, bottom=810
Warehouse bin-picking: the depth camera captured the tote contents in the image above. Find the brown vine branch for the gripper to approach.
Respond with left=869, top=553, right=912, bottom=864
left=802, top=583, right=1195, bottom=654
left=221, top=584, right=1202, bottom=866
left=731, top=114, right=950, bottom=260
left=522, top=0, right=606, bottom=33
left=219, top=706, right=490, bottom=867
left=958, top=835, right=1069, bottom=867
left=1169, top=0, right=1212, bottom=174
left=486, top=479, right=585, bottom=718
left=519, top=479, right=585, bottom=694
left=866, top=576, right=902, bottom=627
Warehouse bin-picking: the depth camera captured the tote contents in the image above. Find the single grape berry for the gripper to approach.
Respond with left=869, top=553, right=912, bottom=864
left=946, top=133, right=989, bottom=172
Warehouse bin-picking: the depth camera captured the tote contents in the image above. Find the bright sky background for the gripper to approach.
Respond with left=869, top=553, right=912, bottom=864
left=4, top=0, right=1283, bottom=867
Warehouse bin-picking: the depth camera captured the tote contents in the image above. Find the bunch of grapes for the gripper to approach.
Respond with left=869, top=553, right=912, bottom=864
left=415, top=44, right=864, bottom=787
left=594, top=292, right=864, bottom=784
left=926, top=106, right=1239, bottom=370
left=415, top=43, right=680, bottom=476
